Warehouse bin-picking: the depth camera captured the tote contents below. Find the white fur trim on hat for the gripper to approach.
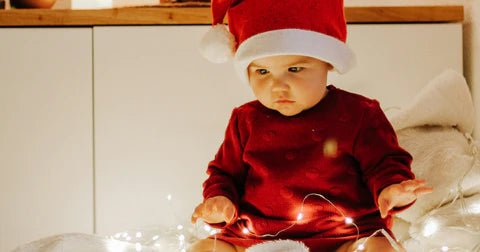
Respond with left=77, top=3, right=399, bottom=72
left=199, top=24, right=237, bottom=63
left=234, top=29, right=356, bottom=83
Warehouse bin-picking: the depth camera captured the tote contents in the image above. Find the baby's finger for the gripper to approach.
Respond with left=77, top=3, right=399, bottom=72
left=224, top=204, right=235, bottom=223
left=414, top=187, right=434, bottom=196
left=191, top=214, right=198, bottom=224
left=378, top=197, right=394, bottom=218
left=191, top=204, right=204, bottom=223
left=401, top=179, right=426, bottom=191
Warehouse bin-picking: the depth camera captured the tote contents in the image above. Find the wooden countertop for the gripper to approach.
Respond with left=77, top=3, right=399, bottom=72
left=0, top=5, right=464, bottom=27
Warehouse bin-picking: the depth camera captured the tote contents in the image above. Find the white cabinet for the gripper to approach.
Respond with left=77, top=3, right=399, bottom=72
left=0, top=28, right=94, bottom=252
left=92, top=23, right=462, bottom=235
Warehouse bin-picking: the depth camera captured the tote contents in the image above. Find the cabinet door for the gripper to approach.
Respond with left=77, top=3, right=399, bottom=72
left=0, top=28, right=94, bottom=251
left=93, top=24, right=462, bottom=235
left=94, top=26, right=254, bottom=235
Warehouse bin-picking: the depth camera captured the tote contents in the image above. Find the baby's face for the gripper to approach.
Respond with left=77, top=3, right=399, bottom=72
left=247, top=55, right=330, bottom=116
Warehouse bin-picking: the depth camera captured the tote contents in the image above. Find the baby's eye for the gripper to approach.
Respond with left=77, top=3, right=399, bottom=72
left=288, top=67, right=303, bottom=72
left=256, top=69, right=269, bottom=75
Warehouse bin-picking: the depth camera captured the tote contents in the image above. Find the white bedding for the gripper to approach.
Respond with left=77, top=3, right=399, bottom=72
left=13, top=69, right=480, bottom=252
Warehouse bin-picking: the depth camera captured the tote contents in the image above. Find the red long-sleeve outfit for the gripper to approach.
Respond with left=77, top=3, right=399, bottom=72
left=203, top=85, right=414, bottom=251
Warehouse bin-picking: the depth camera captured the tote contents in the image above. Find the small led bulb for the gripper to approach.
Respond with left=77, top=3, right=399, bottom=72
left=203, top=224, right=211, bottom=232
left=441, top=246, right=449, bottom=251
left=297, top=213, right=304, bottom=220
left=177, top=225, right=184, bottom=230
left=345, top=217, right=353, bottom=225
left=242, top=228, right=249, bottom=234
left=178, top=234, right=185, bottom=241
left=357, top=244, right=365, bottom=251
left=167, top=194, right=172, bottom=201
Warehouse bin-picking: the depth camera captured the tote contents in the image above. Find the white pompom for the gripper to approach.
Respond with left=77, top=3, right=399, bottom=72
left=246, top=240, right=310, bottom=252
left=198, top=24, right=236, bottom=63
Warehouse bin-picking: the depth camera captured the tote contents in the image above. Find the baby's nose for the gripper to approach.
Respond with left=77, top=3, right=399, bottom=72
left=271, top=79, right=290, bottom=91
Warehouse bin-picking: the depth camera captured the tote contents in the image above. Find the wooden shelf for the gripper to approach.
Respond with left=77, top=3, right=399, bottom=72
left=0, top=5, right=464, bottom=27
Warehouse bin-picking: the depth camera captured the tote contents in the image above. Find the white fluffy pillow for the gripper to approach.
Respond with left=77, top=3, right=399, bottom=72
left=394, top=126, right=480, bottom=222
left=387, top=69, right=480, bottom=223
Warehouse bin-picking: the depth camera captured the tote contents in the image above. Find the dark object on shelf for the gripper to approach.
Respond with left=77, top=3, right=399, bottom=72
left=0, top=0, right=5, bottom=9
left=10, top=0, right=56, bottom=8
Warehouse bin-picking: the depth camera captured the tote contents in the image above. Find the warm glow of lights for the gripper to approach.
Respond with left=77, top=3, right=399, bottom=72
left=204, top=224, right=212, bottom=232
left=106, top=239, right=128, bottom=252
left=468, top=203, right=480, bottom=214
left=423, top=218, right=439, bottom=237
left=167, top=194, right=172, bottom=201
left=357, top=244, right=365, bottom=251
left=441, top=246, right=449, bottom=251
left=178, top=234, right=185, bottom=241
left=345, top=217, right=353, bottom=225
left=323, top=139, right=338, bottom=157
left=177, top=225, right=184, bottom=230
left=242, top=228, right=249, bottom=234
left=297, top=213, right=304, bottom=220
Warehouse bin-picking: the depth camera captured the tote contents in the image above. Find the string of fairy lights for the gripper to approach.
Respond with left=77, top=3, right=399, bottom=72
left=108, top=132, right=480, bottom=252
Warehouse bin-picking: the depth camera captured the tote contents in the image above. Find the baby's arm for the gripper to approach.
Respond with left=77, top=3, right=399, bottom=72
left=191, top=196, right=236, bottom=224
left=378, top=179, right=434, bottom=218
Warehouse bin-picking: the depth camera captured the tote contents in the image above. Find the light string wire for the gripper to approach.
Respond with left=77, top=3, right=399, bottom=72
left=432, top=133, right=480, bottom=230
left=457, top=133, right=479, bottom=227
left=408, top=131, right=480, bottom=250
left=448, top=133, right=480, bottom=234
left=237, top=192, right=403, bottom=251
left=213, top=233, right=217, bottom=252
left=112, top=132, right=480, bottom=251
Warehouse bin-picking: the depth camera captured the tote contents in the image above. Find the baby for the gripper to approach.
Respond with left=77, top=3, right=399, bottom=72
left=189, top=0, right=433, bottom=251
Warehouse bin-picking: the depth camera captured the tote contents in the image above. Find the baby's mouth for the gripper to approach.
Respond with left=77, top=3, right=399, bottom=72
left=276, top=99, right=295, bottom=104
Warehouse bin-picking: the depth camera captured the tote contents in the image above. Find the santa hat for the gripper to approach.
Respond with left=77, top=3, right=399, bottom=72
left=199, top=0, right=357, bottom=83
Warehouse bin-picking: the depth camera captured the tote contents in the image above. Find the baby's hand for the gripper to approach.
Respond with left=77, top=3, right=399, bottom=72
left=378, top=179, right=434, bottom=218
left=191, top=196, right=236, bottom=224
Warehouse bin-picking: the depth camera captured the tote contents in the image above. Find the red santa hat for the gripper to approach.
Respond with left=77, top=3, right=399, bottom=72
left=199, top=0, right=357, bottom=83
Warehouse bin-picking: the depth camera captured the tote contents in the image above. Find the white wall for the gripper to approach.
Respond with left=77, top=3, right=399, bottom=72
left=345, top=0, right=480, bottom=137
left=71, top=0, right=112, bottom=9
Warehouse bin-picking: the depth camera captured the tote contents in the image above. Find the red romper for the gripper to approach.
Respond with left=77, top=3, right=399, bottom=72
left=203, top=85, right=414, bottom=251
